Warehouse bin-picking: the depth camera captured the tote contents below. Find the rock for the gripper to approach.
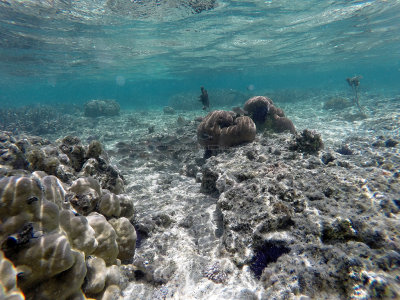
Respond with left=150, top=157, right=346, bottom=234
left=84, top=100, right=120, bottom=117
left=163, top=106, right=175, bottom=115
left=321, top=152, right=336, bottom=165
left=385, top=138, right=398, bottom=147
left=336, top=144, right=353, bottom=155
left=201, top=166, right=219, bottom=194
left=87, top=140, right=103, bottom=159
left=289, top=129, right=324, bottom=155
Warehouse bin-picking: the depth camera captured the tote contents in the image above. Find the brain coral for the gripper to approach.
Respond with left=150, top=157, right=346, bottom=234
left=243, top=96, right=296, bottom=134
left=197, top=110, right=256, bottom=150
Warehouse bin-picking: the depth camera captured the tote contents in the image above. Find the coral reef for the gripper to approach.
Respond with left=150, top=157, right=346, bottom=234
left=0, top=133, right=124, bottom=193
left=84, top=100, right=120, bottom=117
left=197, top=110, right=256, bottom=152
left=198, top=131, right=400, bottom=299
left=243, top=96, right=296, bottom=133
left=289, top=129, right=324, bottom=154
left=0, top=104, right=76, bottom=135
left=0, top=131, right=135, bottom=300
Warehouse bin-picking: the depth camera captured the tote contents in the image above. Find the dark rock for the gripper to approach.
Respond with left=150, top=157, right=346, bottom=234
left=250, top=241, right=290, bottom=279
left=152, top=213, right=173, bottom=228
left=59, top=137, right=86, bottom=172
left=336, top=144, right=353, bottom=155
left=246, top=150, right=257, bottom=160
left=179, top=216, right=194, bottom=228
left=321, top=152, right=336, bottom=165
left=372, top=140, right=385, bottom=147
left=289, top=129, right=324, bottom=155
left=385, top=138, right=398, bottom=147
left=376, top=250, right=400, bottom=271
left=86, top=140, right=102, bottom=159
left=201, top=166, right=219, bottom=194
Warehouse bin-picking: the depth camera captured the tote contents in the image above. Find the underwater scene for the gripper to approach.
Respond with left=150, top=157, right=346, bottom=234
left=0, top=0, right=399, bottom=299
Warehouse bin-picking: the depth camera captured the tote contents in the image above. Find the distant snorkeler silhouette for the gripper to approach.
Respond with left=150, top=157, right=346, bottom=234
left=199, top=86, right=209, bottom=110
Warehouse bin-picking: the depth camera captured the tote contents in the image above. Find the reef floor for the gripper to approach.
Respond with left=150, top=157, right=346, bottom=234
left=2, top=91, right=400, bottom=299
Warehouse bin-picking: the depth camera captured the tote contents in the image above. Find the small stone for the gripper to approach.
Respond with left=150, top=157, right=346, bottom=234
left=321, top=152, right=336, bottom=165
left=372, top=140, right=385, bottom=147
left=385, top=138, right=398, bottom=147
left=336, top=144, right=353, bottom=155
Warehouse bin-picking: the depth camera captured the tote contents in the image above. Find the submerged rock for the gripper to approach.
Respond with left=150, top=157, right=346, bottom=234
left=289, top=129, right=324, bottom=154
left=84, top=100, right=120, bottom=117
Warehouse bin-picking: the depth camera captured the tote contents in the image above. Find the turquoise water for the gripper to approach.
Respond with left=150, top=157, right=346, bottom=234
left=0, top=0, right=399, bottom=108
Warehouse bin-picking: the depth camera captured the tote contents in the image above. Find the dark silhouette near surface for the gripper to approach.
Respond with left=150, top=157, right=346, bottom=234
left=199, top=86, right=209, bottom=110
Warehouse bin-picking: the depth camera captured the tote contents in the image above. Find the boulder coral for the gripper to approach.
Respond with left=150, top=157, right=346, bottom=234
left=109, top=217, right=137, bottom=262
left=243, top=96, right=296, bottom=134
left=0, top=176, right=86, bottom=300
left=0, top=137, right=136, bottom=300
left=0, top=251, right=24, bottom=300
left=0, top=133, right=124, bottom=194
left=197, top=110, right=256, bottom=151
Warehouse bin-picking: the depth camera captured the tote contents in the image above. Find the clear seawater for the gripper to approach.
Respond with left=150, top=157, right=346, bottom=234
left=0, top=0, right=399, bottom=109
